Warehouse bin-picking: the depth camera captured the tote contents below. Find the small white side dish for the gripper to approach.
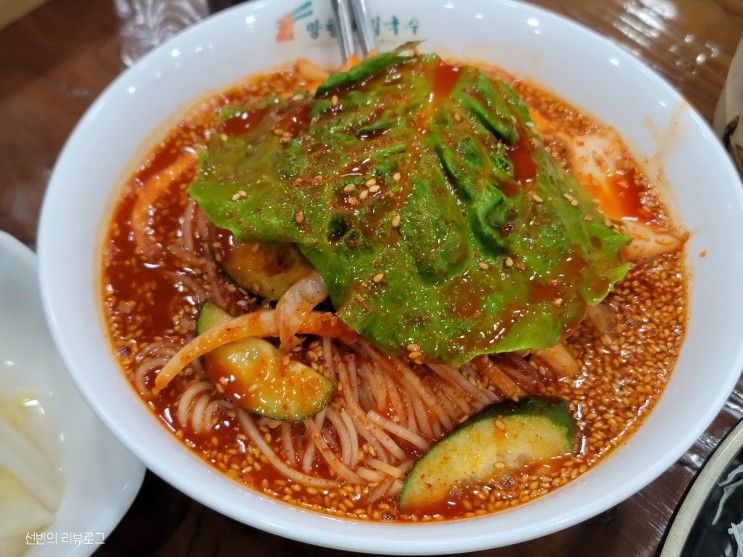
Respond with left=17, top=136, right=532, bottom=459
left=37, top=0, right=743, bottom=553
left=0, top=232, right=144, bottom=557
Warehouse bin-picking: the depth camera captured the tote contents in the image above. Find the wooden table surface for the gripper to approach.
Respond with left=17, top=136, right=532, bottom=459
left=1, top=1, right=741, bottom=555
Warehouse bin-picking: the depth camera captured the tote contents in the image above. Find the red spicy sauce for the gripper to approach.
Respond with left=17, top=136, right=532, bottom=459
left=508, top=129, right=538, bottom=185
left=430, top=61, right=461, bottom=105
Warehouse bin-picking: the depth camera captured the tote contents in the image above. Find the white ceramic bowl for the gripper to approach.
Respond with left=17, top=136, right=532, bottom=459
left=38, top=0, right=743, bottom=553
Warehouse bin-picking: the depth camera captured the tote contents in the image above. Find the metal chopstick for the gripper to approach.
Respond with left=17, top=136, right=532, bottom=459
left=350, top=0, right=374, bottom=57
left=331, top=0, right=375, bottom=63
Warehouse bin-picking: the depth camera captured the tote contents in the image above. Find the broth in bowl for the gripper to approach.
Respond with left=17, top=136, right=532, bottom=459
left=101, top=50, right=687, bottom=521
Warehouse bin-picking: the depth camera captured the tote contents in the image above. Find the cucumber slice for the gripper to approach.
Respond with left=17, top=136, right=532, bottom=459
left=220, top=241, right=314, bottom=300
left=196, top=301, right=334, bottom=421
left=398, top=397, right=577, bottom=512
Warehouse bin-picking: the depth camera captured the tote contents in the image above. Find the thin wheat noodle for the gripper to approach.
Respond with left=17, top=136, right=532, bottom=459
left=134, top=356, right=170, bottom=393
left=204, top=399, right=225, bottom=431
left=367, top=477, right=394, bottom=502
left=366, top=457, right=406, bottom=479
left=438, top=379, right=471, bottom=417
left=339, top=408, right=360, bottom=466
left=431, top=415, right=442, bottom=439
left=191, top=393, right=211, bottom=433
left=405, top=383, right=434, bottom=441
left=367, top=411, right=429, bottom=451
left=238, top=411, right=335, bottom=488
left=322, top=336, right=335, bottom=380
left=475, top=356, right=525, bottom=399
left=169, top=245, right=206, bottom=268
left=280, top=422, right=296, bottom=465
left=335, top=356, right=390, bottom=462
left=138, top=338, right=178, bottom=359
left=357, top=364, right=385, bottom=411
left=304, top=418, right=363, bottom=483
left=301, top=407, right=327, bottom=472
left=357, top=467, right=386, bottom=482
left=404, top=392, right=417, bottom=433
left=387, top=479, right=404, bottom=497
left=429, top=363, right=491, bottom=407
left=343, top=357, right=408, bottom=460
left=176, top=381, right=212, bottom=426
left=391, top=356, right=452, bottom=430
left=461, top=364, right=500, bottom=403
left=169, top=271, right=209, bottom=303
left=379, top=364, right=406, bottom=422
left=302, top=442, right=316, bottom=472
left=358, top=344, right=433, bottom=411
left=325, top=408, right=353, bottom=466
left=357, top=381, right=373, bottom=411
left=314, top=407, right=328, bottom=428
left=357, top=346, right=435, bottom=434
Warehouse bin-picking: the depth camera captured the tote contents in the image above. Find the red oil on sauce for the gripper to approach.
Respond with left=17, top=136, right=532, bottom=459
left=277, top=102, right=312, bottom=136
left=340, top=157, right=373, bottom=178
left=508, top=130, right=537, bottom=185
left=579, top=167, right=645, bottom=221
left=429, top=61, right=461, bottom=105
left=135, top=145, right=182, bottom=185
left=220, top=107, right=269, bottom=136
left=528, top=282, right=563, bottom=304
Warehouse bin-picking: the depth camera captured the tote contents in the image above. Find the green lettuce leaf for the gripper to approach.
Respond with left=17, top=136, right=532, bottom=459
left=190, top=52, right=630, bottom=365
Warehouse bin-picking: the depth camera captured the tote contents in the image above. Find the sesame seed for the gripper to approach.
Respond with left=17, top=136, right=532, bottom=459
left=343, top=184, right=357, bottom=193
left=393, top=172, right=401, bottom=182
left=331, top=95, right=339, bottom=106
left=504, top=256, right=514, bottom=267
left=365, top=178, right=377, bottom=187
left=372, top=273, right=384, bottom=283
left=562, top=193, right=578, bottom=206
left=359, top=189, right=369, bottom=200
left=220, top=133, right=228, bottom=141
left=368, top=184, right=381, bottom=193
left=478, top=261, right=490, bottom=270
left=295, top=211, right=305, bottom=224
left=531, top=193, right=543, bottom=203
left=391, top=214, right=401, bottom=228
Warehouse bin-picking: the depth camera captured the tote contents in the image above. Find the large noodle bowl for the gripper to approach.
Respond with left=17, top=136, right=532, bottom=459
left=101, top=53, right=686, bottom=521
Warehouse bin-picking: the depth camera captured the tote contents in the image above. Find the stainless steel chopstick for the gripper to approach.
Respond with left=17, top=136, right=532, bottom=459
left=331, top=0, right=375, bottom=63
left=350, top=0, right=374, bottom=57
left=331, top=0, right=355, bottom=63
